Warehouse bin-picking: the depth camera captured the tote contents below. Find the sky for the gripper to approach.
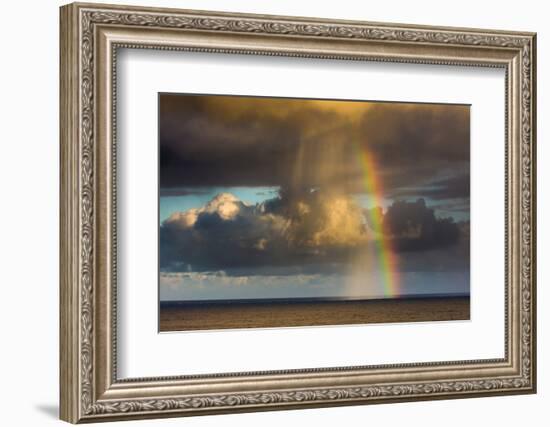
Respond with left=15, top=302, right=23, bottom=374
left=159, top=94, right=470, bottom=301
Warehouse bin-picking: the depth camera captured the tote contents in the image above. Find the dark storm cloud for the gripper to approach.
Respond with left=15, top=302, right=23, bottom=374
left=160, top=95, right=308, bottom=188
left=377, top=198, right=461, bottom=252
left=159, top=94, right=470, bottom=198
left=160, top=190, right=467, bottom=272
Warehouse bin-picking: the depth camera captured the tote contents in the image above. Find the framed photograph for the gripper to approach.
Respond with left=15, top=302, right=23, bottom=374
left=60, top=2, right=536, bottom=423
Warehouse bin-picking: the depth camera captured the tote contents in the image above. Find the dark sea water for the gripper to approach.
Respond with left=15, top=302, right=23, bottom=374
left=159, top=295, right=470, bottom=332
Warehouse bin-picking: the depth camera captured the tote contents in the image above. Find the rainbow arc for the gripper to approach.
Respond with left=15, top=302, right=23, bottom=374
left=358, top=149, right=400, bottom=297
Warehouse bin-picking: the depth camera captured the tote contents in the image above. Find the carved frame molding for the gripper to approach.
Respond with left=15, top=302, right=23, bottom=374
left=60, top=2, right=536, bottom=423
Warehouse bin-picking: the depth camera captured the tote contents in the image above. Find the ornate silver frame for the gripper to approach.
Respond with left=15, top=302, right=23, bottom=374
left=60, top=2, right=537, bottom=423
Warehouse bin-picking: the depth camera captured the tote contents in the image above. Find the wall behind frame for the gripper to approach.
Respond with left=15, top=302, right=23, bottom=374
left=0, top=0, right=545, bottom=426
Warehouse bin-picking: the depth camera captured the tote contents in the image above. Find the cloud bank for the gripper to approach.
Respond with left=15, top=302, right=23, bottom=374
left=160, top=191, right=466, bottom=273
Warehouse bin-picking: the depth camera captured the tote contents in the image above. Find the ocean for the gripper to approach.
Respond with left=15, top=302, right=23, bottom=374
left=159, top=295, right=470, bottom=332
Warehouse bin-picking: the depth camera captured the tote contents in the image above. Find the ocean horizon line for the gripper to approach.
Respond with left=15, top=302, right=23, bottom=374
left=160, top=293, right=470, bottom=306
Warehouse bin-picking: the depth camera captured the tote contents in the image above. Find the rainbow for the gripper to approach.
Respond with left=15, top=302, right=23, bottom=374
left=357, top=149, right=400, bottom=297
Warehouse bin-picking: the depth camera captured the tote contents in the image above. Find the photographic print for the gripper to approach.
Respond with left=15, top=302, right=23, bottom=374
left=159, top=94, right=470, bottom=331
